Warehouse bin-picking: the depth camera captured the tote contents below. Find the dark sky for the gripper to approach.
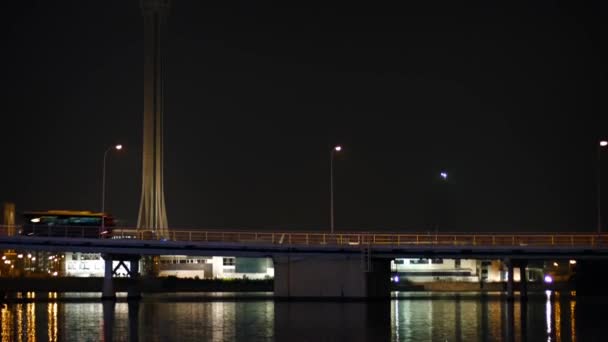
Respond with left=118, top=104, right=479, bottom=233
left=1, top=0, right=607, bottom=232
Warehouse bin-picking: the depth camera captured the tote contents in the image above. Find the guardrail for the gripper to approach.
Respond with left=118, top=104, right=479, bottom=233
left=1, top=225, right=607, bottom=248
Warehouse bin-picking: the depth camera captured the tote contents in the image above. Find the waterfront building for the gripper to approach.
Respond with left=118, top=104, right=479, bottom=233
left=390, top=258, right=545, bottom=283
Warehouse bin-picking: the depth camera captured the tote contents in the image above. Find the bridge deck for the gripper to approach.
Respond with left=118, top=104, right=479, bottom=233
left=2, top=225, right=608, bottom=250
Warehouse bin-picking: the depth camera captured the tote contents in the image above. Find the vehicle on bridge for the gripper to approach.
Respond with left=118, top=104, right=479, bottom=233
left=20, top=210, right=116, bottom=238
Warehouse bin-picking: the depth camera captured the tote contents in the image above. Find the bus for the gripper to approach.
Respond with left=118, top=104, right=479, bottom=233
left=20, top=210, right=116, bottom=238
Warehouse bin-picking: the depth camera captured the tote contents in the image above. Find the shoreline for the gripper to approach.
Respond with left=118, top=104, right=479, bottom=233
left=0, top=276, right=571, bottom=295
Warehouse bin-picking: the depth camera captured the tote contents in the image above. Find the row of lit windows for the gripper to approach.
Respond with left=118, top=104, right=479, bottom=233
left=160, top=259, right=209, bottom=264
left=394, top=258, right=445, bottom=265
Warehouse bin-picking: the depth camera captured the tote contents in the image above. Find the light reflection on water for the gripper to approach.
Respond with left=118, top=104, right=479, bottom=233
left=0, top=291, right=600, bottom=341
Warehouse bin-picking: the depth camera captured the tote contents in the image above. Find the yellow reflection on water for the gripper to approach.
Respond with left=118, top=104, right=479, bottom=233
left=26, top=303, right=35, bottom=342
left=47, top=302, right=57, bottom=342
left=16, top=303, right=23, bottom=342
left=513, top=301, right=521, bottom=342
left=1, top=305, right=14, bottom=342
left=570, top=300, right=576, bottom=342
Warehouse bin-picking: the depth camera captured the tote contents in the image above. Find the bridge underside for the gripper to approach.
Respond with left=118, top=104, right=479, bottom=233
left=274, top=255, right=390, bottom=299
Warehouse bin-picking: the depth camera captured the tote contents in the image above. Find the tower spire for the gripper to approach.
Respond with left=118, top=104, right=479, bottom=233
left=138, top=0, right=170, bottom=236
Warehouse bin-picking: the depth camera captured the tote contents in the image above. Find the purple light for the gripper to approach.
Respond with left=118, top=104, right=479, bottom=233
left=544, top=275, right=553, bottom=284
left=440, top=172, right=448, bottom=180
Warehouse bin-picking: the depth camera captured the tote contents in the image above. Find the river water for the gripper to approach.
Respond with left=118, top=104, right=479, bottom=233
left=0, top=291, right=605, bottom=341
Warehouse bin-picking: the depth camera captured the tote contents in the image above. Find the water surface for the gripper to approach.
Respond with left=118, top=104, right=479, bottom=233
left=1, top=291, right=606, bottom=341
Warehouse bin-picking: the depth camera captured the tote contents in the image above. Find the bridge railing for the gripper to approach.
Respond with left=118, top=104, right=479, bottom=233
left=2, top=225, right=608, bottom=248
left=140, top=229, right=608, bottom=248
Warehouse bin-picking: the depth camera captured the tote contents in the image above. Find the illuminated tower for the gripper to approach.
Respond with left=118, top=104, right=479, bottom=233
left=138, top=0, right=170, bottom=236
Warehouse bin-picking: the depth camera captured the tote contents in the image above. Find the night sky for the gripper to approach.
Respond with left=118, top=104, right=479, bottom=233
left=1, top=1, right=607, bottom=232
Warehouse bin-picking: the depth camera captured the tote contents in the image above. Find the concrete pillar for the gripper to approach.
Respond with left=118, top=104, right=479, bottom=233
left=520, top=299, right=528, bottom=342
left=505, top=259, right=514, bottom=300
left=504, top=301, right=515, bottom=342
left=519, top=261, right=528, bottom=301
left=128, top=300, right=140, bottom=341
left=102, top=255, right=115, bottom=300
left=128, top=257, right=141, bottom=300
left=273, top=255, right=390, bottom=299
left=102, top=300, right=115, bottom=342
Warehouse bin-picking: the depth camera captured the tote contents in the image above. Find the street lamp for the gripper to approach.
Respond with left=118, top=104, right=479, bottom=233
left=436, top=171, right=449, bottom=234
left=101, top=144, right=123, bottom=232
left=330, top=145, right=342, bottom=234
left=598, top=140, right=607, bottom=233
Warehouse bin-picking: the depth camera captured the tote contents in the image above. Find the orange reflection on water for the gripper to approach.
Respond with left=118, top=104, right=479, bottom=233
left=488, top=299, right=502, bottom=338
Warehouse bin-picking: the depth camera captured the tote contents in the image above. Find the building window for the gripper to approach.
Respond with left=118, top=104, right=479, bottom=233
left=223, top=257, right=235, bottom=266
left=410, top=258, right=429, bottom=265
left=431, top=258, right=443, bottom=264
left=394, top=259, right=405, bottom=265
left=455, top=259, right=461, bottom=268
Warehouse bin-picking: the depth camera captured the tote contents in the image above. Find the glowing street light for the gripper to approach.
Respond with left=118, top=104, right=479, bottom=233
left=440, top=171, right=448, bottom=180
left=101, top=144, right=123, bottom=232
left=330, top=145, right=343, bottom=234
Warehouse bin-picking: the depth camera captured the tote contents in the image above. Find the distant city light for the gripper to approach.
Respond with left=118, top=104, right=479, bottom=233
left=393, top=276, right=400, bottom=283
left=553, top=262, right=558, bottom=267
left=600, top=141, right=608, bottom=147
left=334, top=145, right=342, bottom=152
left=440, top=172, right=448, bottom=180
left=31, top=257, right=36, bottom=261
left=569, top=260, right=576, bottom=265
left=17, top=254, right=23, bottom=259
left=544, top=275, right=553, bottom=283
left=52, top=272, right=58, bottom=276
left=30, top=218, right=41, bottom=223
left=115, top=144, right=123, bottom=150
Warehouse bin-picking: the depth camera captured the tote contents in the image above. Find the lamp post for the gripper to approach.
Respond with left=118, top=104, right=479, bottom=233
left=101, top=144, right=123, bottom=232
left=436, top=171, right=448, bottom=234
left=598, top=140, right=607, bottom=233
left=330, top=145, right=342, bottom=234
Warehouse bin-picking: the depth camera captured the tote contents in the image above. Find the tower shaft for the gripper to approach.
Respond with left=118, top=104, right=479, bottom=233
left=138, top=0, right=170, bottom=235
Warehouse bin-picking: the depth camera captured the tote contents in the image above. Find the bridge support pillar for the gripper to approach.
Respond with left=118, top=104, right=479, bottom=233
left=273, top=254, right=390, bottom=299
left=102, top=254, right=142, bottom=300
left=102, top=254, right=115, bottom=300
left=519, top=261, right=528, bottom=301
left=505, top=258, right=514, bottom=300
left=127, top=256, right=141, bottom=300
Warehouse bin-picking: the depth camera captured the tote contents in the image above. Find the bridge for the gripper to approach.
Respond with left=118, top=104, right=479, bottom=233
left=1, top=225, right=607, bottom=300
